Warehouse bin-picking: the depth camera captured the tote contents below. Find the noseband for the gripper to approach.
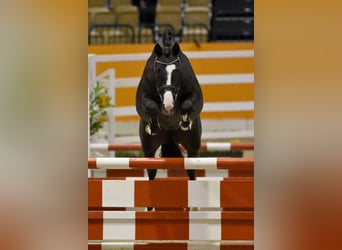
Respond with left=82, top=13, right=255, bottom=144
left=153, top=56, right=181, bottom=73
left=153, top=57, right=181, bottom=102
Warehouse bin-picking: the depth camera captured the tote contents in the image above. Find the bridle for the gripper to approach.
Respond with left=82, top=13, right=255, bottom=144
left=154, top=56, right=180, bottom=68
left=153, top=56, right=181, bottom=102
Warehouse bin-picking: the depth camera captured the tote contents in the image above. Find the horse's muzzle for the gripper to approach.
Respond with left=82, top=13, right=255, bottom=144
left=162, top=91, right=174, bottom=114
left=161, top=106, right=175, bottom=116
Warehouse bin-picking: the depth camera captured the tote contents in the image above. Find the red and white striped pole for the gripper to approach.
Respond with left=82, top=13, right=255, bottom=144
left=88, top=157, right=254, bottom=170
left=90, top=142, right=254, bottom=152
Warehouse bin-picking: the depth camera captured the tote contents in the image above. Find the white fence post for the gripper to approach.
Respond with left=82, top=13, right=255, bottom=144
left=88, top=54, right=96, bottom=87
left=108, top=69, right=115, bottom=157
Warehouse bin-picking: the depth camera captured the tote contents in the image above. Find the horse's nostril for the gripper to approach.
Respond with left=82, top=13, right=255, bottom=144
left=164, top=103, right=174, bottom=113
left=163, top=99, right=174, bottom=113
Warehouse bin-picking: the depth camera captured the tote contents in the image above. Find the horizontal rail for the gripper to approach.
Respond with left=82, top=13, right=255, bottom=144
left=88, top=157, right=254, bottom=170
left=113, top=73, right=254, bottom=88
left=109, top=130, right=254, bottom=144
left=90, top=142, right=254, bottom=151
left=111, top=101, right=254, bottom=117
left=88, top=210, right=254, bottom=241
left=89, top=50, right=254, bottom=63
left=88, top=241, right=254, bottom=250
left=89, top=177, right=254, bottom=209
left=89, top=169, right=254, bottom=178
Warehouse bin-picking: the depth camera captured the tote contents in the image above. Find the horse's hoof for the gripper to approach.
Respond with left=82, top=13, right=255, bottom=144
left=145, top=125, right=152, bottom=135
left=180, top=125, right=190, bottom=131
left=145, top=125, right=158, bottom=135
left=180, top=119, right=192, bottom=131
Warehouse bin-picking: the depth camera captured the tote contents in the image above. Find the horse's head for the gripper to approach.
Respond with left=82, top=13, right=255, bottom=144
left=153, top=28, right=181, bottom=115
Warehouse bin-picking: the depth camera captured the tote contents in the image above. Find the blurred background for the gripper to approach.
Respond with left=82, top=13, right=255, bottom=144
left=88, top=0, right=254, bottom=44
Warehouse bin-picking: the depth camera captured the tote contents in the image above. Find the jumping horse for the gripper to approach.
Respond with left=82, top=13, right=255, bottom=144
left=136, top=29, right=203, bottom=181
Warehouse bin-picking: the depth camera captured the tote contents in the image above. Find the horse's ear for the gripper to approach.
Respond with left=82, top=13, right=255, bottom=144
left=172, top=42, right=180, bottom=56
left=154, top=43, right=163, bottom=57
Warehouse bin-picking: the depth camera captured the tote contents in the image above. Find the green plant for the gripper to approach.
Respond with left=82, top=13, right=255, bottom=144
left=89, top=81, right=113, bottom=136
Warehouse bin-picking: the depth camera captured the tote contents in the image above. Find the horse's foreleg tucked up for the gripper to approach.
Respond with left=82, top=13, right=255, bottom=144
left=145, top=116, right=160, bottom=135
left=144, top=102, right=161, bottom=135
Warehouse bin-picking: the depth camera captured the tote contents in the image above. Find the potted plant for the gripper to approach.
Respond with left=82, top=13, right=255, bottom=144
left=89, top=81, right=113, bottom=138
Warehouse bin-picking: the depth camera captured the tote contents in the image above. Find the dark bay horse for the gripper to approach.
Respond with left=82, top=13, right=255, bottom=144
left=136, top=29, right=203, bottom=181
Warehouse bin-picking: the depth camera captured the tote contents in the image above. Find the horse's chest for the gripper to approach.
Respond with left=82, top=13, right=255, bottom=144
left=158, top=113, right=181, bottom=130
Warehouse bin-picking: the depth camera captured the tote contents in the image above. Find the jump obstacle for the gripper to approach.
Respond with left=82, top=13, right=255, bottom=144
left=88, top=157, right=254, bottom=170
left=89, top=177, right=253, bottom=209
left=89, top=178, right=254, bottom=241
left=88, top=143, right=255, bottom=178
left=90, top=142, right=254, bottom=151
left=88, top=157, right=254, bottom=248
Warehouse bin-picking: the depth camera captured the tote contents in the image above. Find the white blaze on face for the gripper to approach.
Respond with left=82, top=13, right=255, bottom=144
left=163, top=64, right=176, bottom=113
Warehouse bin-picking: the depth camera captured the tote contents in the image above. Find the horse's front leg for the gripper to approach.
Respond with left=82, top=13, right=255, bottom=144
left=139, top=119, right=166, bottom=181
left=145, top=116, right=160, bottom=135
left=179, top=100, right=193, bottom=131
left=179, top=99, right=199, bottom=151
left=177, top=117, right=202, bottom=181
left=145, top=101, right=161, bottom=135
